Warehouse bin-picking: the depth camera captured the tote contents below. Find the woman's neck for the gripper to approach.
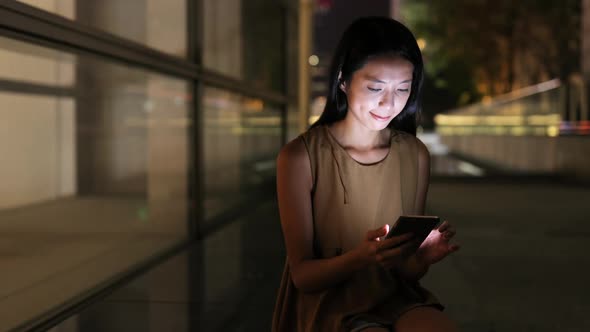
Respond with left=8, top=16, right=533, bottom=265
left=328, top=119, right=390, bottom=151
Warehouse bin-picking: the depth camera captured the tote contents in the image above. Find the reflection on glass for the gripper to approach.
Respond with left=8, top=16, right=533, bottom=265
left=0, top=37, right=75, bottom=86
left=0, top=36, right=190, bottom=330
left=16, top=0, right=187, bottom=57
left=203, top=0, right=243, bottom=78
left=203, top=87, right=281, bottom=222
left=203, top=0, right=284, bottom=91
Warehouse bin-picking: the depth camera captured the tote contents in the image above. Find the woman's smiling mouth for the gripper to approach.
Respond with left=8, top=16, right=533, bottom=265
left=369, top=112, right=392, bottom=121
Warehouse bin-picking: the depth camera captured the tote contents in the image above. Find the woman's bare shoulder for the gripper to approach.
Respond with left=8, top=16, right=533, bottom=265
left=277, top=136, right=312, bottom=177
left=276, top=135, right=314, bottom=196
left=393, top=131, right=429, bottom=154
left=414, top=135, right=430, bottom=160
left=278, top=136, right=308, bottom=162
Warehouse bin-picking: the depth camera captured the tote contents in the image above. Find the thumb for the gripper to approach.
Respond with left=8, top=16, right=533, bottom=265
left=367, top=224, right=389, bottom=240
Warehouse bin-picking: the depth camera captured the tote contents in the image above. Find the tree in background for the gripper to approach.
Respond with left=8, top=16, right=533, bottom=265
left=401, top=0, right=580, bottom=125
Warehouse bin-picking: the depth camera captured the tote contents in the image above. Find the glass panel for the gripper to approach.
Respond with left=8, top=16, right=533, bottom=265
left=0, top=37, right=74, bottom=86
left=203, top=0, right=285, bottom=92
left=203, top=86, right=282, bottom=223
left=0, top=36, right=191, bottom=330
left=16, top=0, right=187, bottom=58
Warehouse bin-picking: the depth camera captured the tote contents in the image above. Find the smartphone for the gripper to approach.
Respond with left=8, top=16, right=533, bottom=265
left=385, top=215, right=440, bottom=246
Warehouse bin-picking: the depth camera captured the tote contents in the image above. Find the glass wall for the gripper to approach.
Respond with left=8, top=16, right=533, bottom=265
left=201, top=0, right=290, bottom=227
left=202, top=87, right=282, bottom=223
left=0, top=36, right=191, bottom=330
left=203, top=0, right=285, bottom=92
left=0, top=0, right=297, bottom=329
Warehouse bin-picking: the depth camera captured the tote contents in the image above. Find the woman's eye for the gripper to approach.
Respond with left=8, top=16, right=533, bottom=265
left=367, top=87, right=382, bottom=92
left=397, top=89, right=409, bottom=93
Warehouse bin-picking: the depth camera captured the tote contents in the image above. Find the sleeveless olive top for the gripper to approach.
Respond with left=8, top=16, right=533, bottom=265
left=272, top=125, right=442, bottom=332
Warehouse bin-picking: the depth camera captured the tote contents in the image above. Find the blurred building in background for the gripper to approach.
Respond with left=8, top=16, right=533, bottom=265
left=427, top=0, right=590, bottom=181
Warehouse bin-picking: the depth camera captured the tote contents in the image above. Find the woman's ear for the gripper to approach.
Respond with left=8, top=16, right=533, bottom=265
left=338, top=71, right=346, bottom=92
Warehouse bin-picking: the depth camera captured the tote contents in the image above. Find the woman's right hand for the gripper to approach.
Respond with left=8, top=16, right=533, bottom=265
left=356, top=224, right=417, bottom=269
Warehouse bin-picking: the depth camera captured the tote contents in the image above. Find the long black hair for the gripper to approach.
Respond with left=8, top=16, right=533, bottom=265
left=312, top=17, right=424, bottom=135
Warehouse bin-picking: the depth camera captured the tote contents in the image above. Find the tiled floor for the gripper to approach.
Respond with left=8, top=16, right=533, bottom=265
left=0, top=197, right=186, bottom=331
left=46, top=177, right=590, bottom=332
left=424, top=178, right=590, bottom=331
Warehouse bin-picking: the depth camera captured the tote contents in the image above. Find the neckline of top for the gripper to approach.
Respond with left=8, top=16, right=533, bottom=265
left=323, top=125, right=395, bottom=167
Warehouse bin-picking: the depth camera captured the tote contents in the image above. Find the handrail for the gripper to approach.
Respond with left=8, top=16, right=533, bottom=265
left=435, top=76, right=590, bottom=136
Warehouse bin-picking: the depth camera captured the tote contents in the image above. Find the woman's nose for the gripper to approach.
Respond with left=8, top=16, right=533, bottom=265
left=378, top=93, right=394, bottom=109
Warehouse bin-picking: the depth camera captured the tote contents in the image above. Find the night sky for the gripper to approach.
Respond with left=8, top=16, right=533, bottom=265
left=313, top=0, right=390, bottom=56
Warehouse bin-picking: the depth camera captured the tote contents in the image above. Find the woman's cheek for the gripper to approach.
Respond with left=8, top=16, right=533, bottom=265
left=367, top=99, right=380, bottom=110
left=356, top=94, right=374, bottom=107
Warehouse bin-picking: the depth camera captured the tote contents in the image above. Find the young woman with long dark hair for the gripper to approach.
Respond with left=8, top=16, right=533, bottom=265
left=273, top=17, right=460, bottom=332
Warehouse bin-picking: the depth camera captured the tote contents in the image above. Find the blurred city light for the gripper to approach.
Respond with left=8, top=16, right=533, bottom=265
left=416, top=38, right=426, bottom=51
left=308, top=54, right=319, bottom=66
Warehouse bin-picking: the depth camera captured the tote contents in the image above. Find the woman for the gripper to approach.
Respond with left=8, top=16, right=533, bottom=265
left=273, top=17, right=460, bottom=332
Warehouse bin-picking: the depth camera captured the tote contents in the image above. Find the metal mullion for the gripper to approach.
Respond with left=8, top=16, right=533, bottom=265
left=187, top=0, right=203, bottom=241
left=0, top=78, right=74, bottom=97
left=1, top=1, right=146, bottom=47
left=0, top=1, right=289, bottom=106
left=0, top=3, right=198, bottom=79
left=0, top=22, right=287, bottom=105
left=187, top=2, right=205, bottom=332
left=0, top=0, right=288, bottom=104
left=199, top=68, right=288, bottom=105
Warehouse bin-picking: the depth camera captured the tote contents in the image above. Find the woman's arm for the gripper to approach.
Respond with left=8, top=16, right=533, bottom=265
left=277, top=138, right=367, bottom=293
left=396, top=138, right=431, bottom=281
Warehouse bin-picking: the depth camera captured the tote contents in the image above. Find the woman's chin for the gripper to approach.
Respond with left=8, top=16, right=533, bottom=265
left=366, top=120, right=391, bottom=131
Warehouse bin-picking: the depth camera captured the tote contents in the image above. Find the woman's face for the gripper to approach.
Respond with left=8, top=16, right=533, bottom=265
left=342, top=55, right=414, bottom=131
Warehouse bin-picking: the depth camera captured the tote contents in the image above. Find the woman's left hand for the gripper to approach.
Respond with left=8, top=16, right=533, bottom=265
left=416, top=220, right=460, bottom=265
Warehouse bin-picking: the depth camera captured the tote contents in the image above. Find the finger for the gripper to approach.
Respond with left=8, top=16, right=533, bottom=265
left=449, top=244, right=460, bottom=252
left=437, top=220, right=450, bottom=232
left=379, top=232, right=413, bottom=249
left=366, top=224, right=389, bottom=241
left=379, top=239, right=419, bottom=260
left=443, top=230, right=456, bottom=239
